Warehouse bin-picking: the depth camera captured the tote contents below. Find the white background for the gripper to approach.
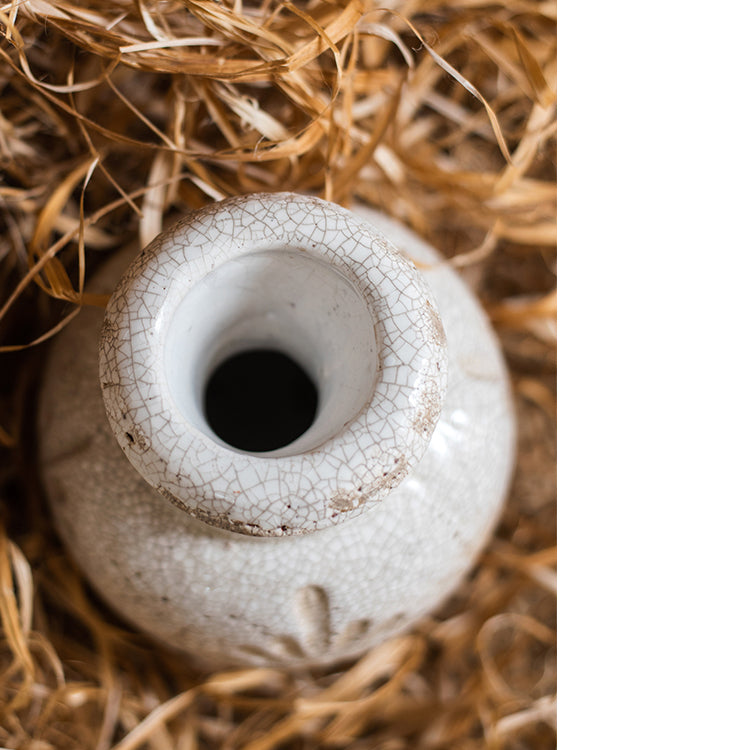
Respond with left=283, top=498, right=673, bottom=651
left=561, top=2, right=750, bottom=746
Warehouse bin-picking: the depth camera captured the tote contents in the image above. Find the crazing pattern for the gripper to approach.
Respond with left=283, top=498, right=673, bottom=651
left=99, top=194, right=447, bottom=536
left=40, top=200, right=516, bottom=668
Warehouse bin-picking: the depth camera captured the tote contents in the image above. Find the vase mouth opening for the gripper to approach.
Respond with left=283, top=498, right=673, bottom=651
left=100, top=193, right=447, bottom=536
left=164, top=248, right=379, bottom=458
left=203, top=348, right=318, bottom=453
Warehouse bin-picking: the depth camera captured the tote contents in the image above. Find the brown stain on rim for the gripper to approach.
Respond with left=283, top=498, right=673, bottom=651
left=411, top=382, right=442, bottom=436
left=154, top=486, right=317, bottom=537
left=327, top=455, right=409, bottom=514
left=123, top=423, right=151, bottom=453
left=423, top=299, right=447, bottom=349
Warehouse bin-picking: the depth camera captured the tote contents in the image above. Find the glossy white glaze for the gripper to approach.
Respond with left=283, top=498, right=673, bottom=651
left=100, top=195, right=447, bottom=535
left=39, top=194, right=515, bottom=668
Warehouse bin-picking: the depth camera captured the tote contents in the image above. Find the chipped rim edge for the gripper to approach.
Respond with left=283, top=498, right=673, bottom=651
left=99, top=193, right=447, bottom=536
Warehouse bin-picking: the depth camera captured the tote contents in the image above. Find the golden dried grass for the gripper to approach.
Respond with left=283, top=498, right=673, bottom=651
left=0, top=0, right=556, bottom=746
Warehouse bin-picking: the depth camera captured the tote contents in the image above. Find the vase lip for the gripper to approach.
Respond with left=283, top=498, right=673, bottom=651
left=99, top=192, right=447, bottom=537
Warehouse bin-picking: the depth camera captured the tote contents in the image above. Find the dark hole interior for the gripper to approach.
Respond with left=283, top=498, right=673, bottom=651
left=204, top=349, right=318, bottom=452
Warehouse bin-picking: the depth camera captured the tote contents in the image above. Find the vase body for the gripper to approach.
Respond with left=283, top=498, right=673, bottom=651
left=39, top=193, right=514, bottom=669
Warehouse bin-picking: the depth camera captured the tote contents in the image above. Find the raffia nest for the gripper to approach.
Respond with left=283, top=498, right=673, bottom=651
left=0, top=1, right=556, bottom=747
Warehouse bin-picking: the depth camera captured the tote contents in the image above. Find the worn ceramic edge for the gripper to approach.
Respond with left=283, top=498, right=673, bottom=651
left=99, top=193, right=448, bottom=537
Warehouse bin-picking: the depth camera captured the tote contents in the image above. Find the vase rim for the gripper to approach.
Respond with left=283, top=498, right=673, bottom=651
left=99, top=193, right=447, bottom=536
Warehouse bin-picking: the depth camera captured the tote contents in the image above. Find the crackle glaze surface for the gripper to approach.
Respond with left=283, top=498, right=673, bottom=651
left=39, top=195, right=515, bottom=668
left=100, top=195, right=447, bottom=536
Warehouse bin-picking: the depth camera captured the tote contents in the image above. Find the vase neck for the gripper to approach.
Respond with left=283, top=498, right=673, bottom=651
left=99, top=193, right=447, bottom=536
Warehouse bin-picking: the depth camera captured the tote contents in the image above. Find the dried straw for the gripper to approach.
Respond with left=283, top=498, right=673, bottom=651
left=0, top=0, right=556, bottom=746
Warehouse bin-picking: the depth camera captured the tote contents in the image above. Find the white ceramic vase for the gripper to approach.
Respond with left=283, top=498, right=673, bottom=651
left=39, top=193, right=515, bottom=669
